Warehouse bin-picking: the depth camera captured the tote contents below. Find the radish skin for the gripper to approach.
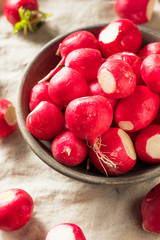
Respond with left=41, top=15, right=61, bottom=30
left=98, top=19, right=142, bottom=58
left=138, top=42, right=160, bottom=61
left=89, top=128, right=136, bottom=176
left=115, top=86, right=160, bottom=132
left=51, top=131, right=88, bottom=166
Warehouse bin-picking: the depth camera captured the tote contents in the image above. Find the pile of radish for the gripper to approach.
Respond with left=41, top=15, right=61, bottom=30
left=25, top=18, right=160, bottom=178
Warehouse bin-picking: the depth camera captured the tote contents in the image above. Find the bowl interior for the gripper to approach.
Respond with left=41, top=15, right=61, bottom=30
left=17, top=23, right=160, bottom=186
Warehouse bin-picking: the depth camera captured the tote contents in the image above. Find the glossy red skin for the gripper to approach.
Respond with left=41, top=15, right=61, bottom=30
left=26, top=101, right=64, bottom=140
left=57, top=30, right=99, bottom=58
left=107, top=51, right=143, bottom=85
left=97, top=59, right=136, bottom=99
left=48, top=67, right=88, bottom=105
left=0, top=188, right=34, bottom=231
left=29, top=82, right=62, bottom=111
left=65, top=95, right=113, bottom=145
left=141, top=54, right=160, bottom=93
left=0, top=98, right=17, bottom=138
left=89, top=128, right=136, bottom=176
left=114, top=0, right=153, bottom=24
left=51, top=131, right=88, bottom=166
left=87, top=81, right=118, bottom=110
left=98, top=19, right=142, bottom=58
left=46, top=223, right=86, bottom=240
left=138, top=42, right=160, bottom=61
left=3, top=0, right=38, bottom=25
left=115, top=86, right=160, bottom=132
left=135, top=124, right=160, bottom=163
left=65, top=48, right=103, bottom=83
left=141, top=183, right=160, bottom=234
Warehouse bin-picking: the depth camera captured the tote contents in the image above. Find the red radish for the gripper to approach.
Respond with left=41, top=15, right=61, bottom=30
left=98, top=19, right=142, bottom=58
left=141, top=54, right=160, bottom=93
left=138, top=42, right=160, bottom=61
left=29, top=82, right=62, bottom=111
left=65, top=95, right=113, bottom=145
left=48, top=67, right=88, bottom=105
left=115, top=86, right=160, bottom=132
left=46, top=223, right=86, bottom=240
left=135, top=124, right=160, bottom=163
left=141, top=183, right=160, bottom=234
left=65, top=48, right=103, bottom=83
left=3, top=0, right=52, bottom=34
left=107, top=51, right=143, bottom=85
left=0, top=188, right=34, bottom=231
left=97, top=59, right=136, bottom=99
left=39, top=30, right=99, bottom=82
left=26, top=101, right=64, bottom=140
left=87, top=81, right=118, bottom=110
left=0, top=98, right=17, bottom=138
left=89, top=128, right=136, bottom=176
left=114, top=0, right=155, bottom=24
left=51, top=131, right=88, bottom=166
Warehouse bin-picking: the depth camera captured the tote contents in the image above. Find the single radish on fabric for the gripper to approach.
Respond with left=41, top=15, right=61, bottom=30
left=115, top=86, right=160, bottom=132
left=26, top=101, right=64, bottom=140
left=65, top=95, right=113, bottom=145
left=135, top=124, right=160, bottom=164
left=98, top=19, right=142, bottom=58
left=114, top=0, right=155, bottom=24
left=29, top=82, right=62, bottom=111
left=46, top=223, right=86, bottom=240
left=141, top=183, right=160, bottom=234
left=141, top=54, right=160, bottom=93
left=138, top=42, right=160, bottom=61
left=39, top=30, right=99, bottom=82
left=107, top=51, right=143, bottom=85
left=97, top=58, right=136, bottom=99
left=89, top=127, right=136, bottom=176
left=51, top=131, right=88, bottom=166
left=87, top=81, right=118, bottom=110
left=0, top=98, right=17, bottom=138
left=0, top=188, right=34, bottom=231
left=3, top=0, right=52, bottom=34
left=48, top=67, right=88, bottom=105
left=65, top=48, right=103, bottom=83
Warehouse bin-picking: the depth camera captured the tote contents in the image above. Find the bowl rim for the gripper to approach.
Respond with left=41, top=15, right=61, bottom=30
left=16, top=23, right=160, bottom=186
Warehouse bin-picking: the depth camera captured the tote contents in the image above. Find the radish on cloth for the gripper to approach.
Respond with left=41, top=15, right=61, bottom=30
left=98, top=19, right=142, bottom=58
left=115, top=86, right=160, bottom=132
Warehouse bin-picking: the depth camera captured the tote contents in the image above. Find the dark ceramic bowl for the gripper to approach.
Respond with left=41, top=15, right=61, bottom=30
left=16, top=23, right=160, bottom=186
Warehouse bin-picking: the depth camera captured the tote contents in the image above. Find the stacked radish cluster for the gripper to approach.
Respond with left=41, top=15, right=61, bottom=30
left=26, top=18, right=160, bottom=177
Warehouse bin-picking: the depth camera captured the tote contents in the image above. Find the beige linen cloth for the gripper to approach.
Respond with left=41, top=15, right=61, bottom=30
left=1, top=0, right=160, bottom=239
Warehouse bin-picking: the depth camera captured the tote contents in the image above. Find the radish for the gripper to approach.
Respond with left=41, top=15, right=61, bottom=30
left=89, top=127, right=136, bottom=176
left=141, top=183, right=160, bottom=234
left=26, top=101, right=64, bottom=140
left=46, top=223, right=86, bottom=240
left=135, top=124, right=160, bottom=164
left=97, top=58, right=136, bottom=99
left=0, top=98, right=17, bottom=138
left=138, top=42, right=160, bottom=61
left=29, top=82, right=62, bottom=111
left=141, top=54, right=160, bottom=93
left=107, top=51, right=143, bottom=85
left=87, top=81, right=118, bottom=110
left=39, top=30, right=99, bottom=82
left=65, top=95, right=113, bottom=145
left=51, top=131, right=88, bottom=166
left=0, top=188, right=34, bottom=231
left=114, top=0, right=155, bottom=24
left=3, top=0, right=52, bottom=34
left=48, top=67, right=88, bottom=105
left=98, top=19, right=142, bottom=58
left=115, top=86, right=160, bottom=132
left=65, top=48, right=103, bottom=83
